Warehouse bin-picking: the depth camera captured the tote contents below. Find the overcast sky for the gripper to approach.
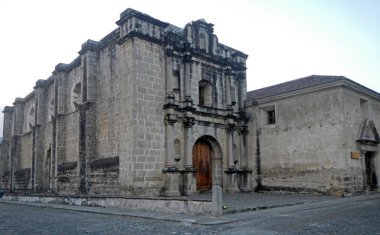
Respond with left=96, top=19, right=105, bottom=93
left=1, top=0, right=380, bottom=136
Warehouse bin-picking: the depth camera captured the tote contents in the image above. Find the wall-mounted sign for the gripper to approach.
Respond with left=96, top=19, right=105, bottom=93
left=351, top=151, right=360, bottom=160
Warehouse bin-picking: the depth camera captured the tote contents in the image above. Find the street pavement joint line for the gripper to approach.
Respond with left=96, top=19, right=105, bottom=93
left=224, top=202, right=304, bottom=215
left=0, top=200, right=188, bottom=223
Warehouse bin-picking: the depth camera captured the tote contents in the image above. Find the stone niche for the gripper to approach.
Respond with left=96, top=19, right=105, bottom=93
left=88, top=156, right=120, bottom=195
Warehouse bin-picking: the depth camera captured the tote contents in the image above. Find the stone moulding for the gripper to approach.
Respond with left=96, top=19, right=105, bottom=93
left=224, top=168, right=253, bottom=174
left=356, top=119, right=380, bottom=145
left=2, top=194, right=212, bottom=215
left=57, top=161, right=78, bottom=172
left=90, top=156, right=119, bottom=170
left=14, top=168, right=31, bottom=178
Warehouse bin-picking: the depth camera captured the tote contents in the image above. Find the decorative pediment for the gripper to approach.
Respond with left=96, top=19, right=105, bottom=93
left=357, top=119, right=380, bottom=145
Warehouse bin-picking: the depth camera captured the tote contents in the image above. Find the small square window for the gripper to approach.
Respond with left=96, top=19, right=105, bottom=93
left=267, top=110, right=276, bottom=125
left=260, top=105, right=276, bottom=126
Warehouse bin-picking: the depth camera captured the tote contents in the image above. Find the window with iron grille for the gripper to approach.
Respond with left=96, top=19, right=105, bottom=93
left=267, top=110, right=276, bottom=125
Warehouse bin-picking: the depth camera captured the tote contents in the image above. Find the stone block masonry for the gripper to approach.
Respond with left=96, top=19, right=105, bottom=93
left=0, top=8, right=251, bottom=197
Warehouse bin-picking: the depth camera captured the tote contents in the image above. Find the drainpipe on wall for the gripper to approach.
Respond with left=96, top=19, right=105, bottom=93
left=255, top=128, right=262, bottom=192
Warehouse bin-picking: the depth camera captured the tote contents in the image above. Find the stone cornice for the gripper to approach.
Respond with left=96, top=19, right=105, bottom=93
left=116, top=8, right=169, bottom=27
left=3, top=106, right=14, bottom=113
left=97, top=28, right=119, bottom=50
left=78, top=39, right=99, bottom=55
left=34, top=79, right=49, bottom=89
left=13, top=97, right=24, bottom=105
left=232, top=51, right=249, bottom=60
left=53, top=57, right=81, bottom=74
left=246, top=82, right=377, bottom=107
left=114, top=9, right=247, bottom=71
left=117, top=30, right=164, bottom=46
left=342, top=81, right=380, bottom=101
left=219, top=43, right=248, bottom=59
left=183, top=116, right=195, bottom=128
left=247, top=77, right=380, bottom=107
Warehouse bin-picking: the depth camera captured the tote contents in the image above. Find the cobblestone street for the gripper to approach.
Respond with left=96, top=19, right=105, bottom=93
left=0, top=203, right=213, bottom=235
left=1, top=193, right=380, bottom=234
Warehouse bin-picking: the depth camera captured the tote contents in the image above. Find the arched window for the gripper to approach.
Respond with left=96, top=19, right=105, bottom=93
left=28, top=105, right=35, bottom=131
left=48, top=98, right=54, bottom=122
left=199, top=80, right=212, bottom=106
left=72, top=82, right=81, bottom=110
left=199, top=32, right=207, bottom=51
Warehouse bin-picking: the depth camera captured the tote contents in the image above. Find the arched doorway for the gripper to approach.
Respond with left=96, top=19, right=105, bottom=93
left=357, top=119, right=380, bottom=191
left=192, top=139, right=212, bottom=191
left=365, top=151, right=378, bottom=190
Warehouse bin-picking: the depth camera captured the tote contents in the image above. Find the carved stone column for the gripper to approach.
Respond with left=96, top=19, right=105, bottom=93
left=239, top=124, right=253, bottom=192
left=165, top=45, right=174, bottom=96
left=50, top=70, right=64, bottom=194
left=224, top=67, right=232, bottom=107
left=1, top=106, right=13, bottom=191
left=78, top=41, right=98, bottom=195
left=183, top=43, right=192, bottom=100
left=183, top=116, right=197, bottom=195
left=33, top=80, right=48, bottom=192
left=236, top=73, right=245, bottom=112
left=11, top=98, right=24, bottom=192
left=226, top=124, right=235, bottom=170
left=184, top=117, right=195, bottom=169
left=165, top=114, right=177, bottom=169
left=239, top=125, right=249, bottom=169
left=225, top=123, right=239, bottom=193
left=162, top=113, right=181, bottom=197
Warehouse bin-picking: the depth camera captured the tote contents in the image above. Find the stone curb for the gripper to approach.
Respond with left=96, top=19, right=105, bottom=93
left=1, top=193, right=379, bottom=226
left=0, top=199, right=307, bottom=226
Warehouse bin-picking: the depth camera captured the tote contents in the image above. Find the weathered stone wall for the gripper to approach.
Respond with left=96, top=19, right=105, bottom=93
left=0, top=107, right=13, bottom=189
left=62, top=111, right=80, bottom=163
left=113, top=37, right=167, bottom=196
left=13, top=168, right=31, bottom=191
left=42, top=122, right=53, bottom=191
left=22, top=97, right=35, bottom=134
left=88, top=156, right=120, bottom=195
left=57, top=161, right=78, bottom=194
left=341, top=88, right=380, bottom=191
left=0, top=8, right=249, bottom=197
left=65, top=66, right=82, bottom=113
left=96, top=42, right=121, bottom=160
left=19, top=132, right=33, bottom=170
left=0, top=142, right=3, bottom=187
left=105, top=38, right=136, bottom=196
left=133, top=38, right=166, bottom=195
left=247, top=87, right=350, bottom=194
left=247, top=85, right=380, bottom=195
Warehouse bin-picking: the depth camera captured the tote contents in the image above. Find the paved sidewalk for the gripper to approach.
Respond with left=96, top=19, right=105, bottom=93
left=0, top=191, right=340, bottom=225
left=2, top=192, right=379, bottom=235
left=184, top=191, right=336, bottom=214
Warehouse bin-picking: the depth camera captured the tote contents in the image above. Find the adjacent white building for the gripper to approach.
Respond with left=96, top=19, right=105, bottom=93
left=246, top=75, right=380, bottom=196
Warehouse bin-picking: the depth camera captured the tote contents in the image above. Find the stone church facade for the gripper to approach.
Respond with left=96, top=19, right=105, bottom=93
left=0, top=9, right=252, bottom=197
left=1, top=9, right=379, bottom=198
left=246, top=75, right=380, bottom=196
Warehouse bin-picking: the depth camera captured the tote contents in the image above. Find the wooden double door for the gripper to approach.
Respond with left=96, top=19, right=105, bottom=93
left=192, top=140, right=212, bottom=191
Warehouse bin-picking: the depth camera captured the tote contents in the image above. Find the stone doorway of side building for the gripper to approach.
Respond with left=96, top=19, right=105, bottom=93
left=365, top=151, right=378, bottom=190
left=192, top=139, right=212, bottom=192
